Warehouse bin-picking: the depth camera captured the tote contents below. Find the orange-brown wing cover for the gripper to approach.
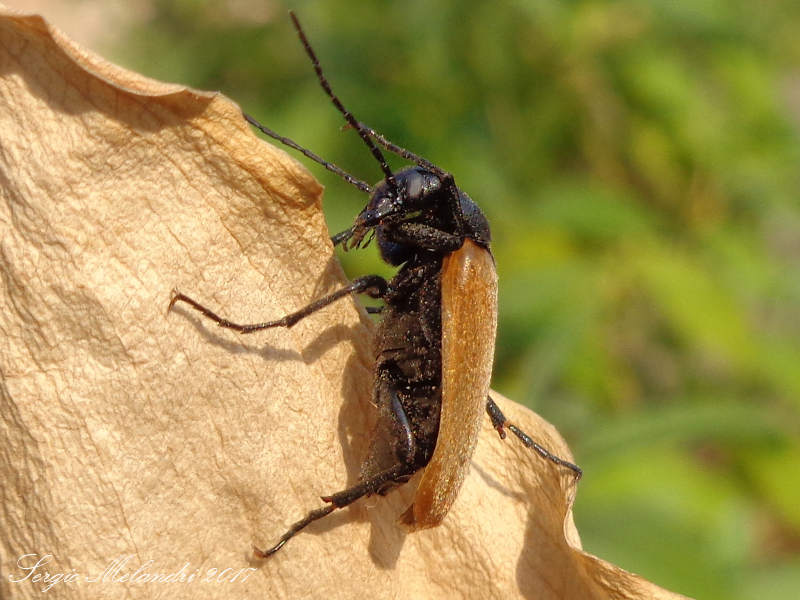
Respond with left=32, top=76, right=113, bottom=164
left=401, top=239, right=498, bottom=530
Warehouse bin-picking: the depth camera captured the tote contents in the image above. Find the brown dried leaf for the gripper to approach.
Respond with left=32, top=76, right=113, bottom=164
left=0, top=7, right=691, bottom=600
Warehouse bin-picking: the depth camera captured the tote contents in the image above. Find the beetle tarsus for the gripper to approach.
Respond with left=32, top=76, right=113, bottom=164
left=253, top=504, right=335, bottom=558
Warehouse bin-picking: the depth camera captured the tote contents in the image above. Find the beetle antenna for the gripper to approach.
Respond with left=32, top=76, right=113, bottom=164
left=243, top=113, right=372, bottom=194
left=346, top=122, right=444, bottom=176
left=289, top=11, right=401, bottom=198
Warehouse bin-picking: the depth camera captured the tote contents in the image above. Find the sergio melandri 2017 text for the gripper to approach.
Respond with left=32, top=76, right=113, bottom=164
left=9, top=554, right=259, bottom=593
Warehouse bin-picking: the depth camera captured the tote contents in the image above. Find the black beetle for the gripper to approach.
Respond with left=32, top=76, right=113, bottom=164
left=169, top=11, right=581, bottom=557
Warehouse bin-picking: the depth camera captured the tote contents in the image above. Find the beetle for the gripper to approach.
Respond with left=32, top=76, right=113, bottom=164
left=169, top=11, right=581, bottom=557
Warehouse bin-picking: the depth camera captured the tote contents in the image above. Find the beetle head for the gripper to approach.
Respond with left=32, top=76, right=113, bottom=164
left=344, top=166, right=490, bottom=250
left=344, top=167, right=443, bottom=247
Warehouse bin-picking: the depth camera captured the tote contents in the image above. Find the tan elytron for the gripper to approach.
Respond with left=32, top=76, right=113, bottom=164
left=402, top=239, right=498, bottom=529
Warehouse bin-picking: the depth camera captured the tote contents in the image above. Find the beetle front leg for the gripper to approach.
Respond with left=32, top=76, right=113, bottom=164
left=386, top=222, right=463, bottom=253
left=169, top=275, right=388, bottom=333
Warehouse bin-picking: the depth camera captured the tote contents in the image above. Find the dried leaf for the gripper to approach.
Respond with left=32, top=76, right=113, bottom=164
left=0, top=7, right=690, bottom=599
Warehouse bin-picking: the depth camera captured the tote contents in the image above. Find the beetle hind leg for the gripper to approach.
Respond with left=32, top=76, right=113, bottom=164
left=254, top=389, right=419, bottom=558
left=253, top=462, right=413, bottom=558
left=486, top=396, right=582, bottom=479
left=253, top=504, right=336, bottom=558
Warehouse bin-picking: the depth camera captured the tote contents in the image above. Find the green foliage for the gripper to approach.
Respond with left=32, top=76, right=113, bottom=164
left=117, top=1, right=800, bottom=597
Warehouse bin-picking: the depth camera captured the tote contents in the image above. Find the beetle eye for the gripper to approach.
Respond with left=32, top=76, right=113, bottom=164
left=404, top=173, right=424, bottom=201
left=392, top=166, right=442, bottom=210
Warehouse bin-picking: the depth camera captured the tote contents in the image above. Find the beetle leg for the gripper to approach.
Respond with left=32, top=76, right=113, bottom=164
left=254, top=386, right=417, bottom=558
left=386, top=222, right=463, bottom=253
left=169, top=275, right=388, bottom=334
left=485, top=396, right=582, bottom=479
left=385, top=385, right=415, bottom=463
left=253, top=462, right=414, bottom=558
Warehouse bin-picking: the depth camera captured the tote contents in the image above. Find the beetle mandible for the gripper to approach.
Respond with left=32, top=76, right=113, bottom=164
left=169, top=11, right=582, bottom=558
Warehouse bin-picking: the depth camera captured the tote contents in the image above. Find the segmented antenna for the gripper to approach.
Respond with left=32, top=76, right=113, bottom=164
left=245, top=12, right=451, bottom=207
left=243, top=113, right=372, bottom=193
left=288, top=11, right=401, bottom=198
left=348, top=123, right=442, bottom=177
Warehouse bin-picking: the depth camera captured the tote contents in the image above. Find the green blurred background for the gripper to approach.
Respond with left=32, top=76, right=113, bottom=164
left=61, top=0, right=800, bottom=596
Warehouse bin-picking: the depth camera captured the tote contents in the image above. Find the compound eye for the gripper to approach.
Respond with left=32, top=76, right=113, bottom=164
left=399, top=167, right=441, bottom=207
left=404, top=170, right=426, bottom=201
